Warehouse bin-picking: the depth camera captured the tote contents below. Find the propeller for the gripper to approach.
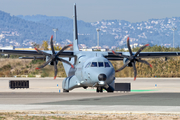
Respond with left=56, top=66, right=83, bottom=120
left=35, top=35, right=74, bottom=79
left=112, top=37, right=152, bottom=80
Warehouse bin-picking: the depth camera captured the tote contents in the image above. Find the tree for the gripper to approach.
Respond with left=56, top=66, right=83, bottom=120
left=31, top=42, right=40, bottom=48
left=54, top=45, right=61, bottom=50
left=42, top=41, right=48, bottom=50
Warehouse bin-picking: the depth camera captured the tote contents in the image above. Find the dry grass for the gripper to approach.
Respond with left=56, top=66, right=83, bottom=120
left=1, top=57, right=180, bottom=78
left=0, top=112, right=180, bottom=120
left=111, top=57, right=180, bottom=78
left=0, top=58, right=66, bottom=77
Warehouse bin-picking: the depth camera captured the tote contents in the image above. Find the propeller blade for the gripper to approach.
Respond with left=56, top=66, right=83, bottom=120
left=54, top=61, right=57, bottom=79
left=132, top=62, right=137, bottom=81
left=127, top=37, right=133, bottom=56
left=134, top=44, right=149, bottom=57
left=36, top=58, right=52, bottom=69
left=115, top=60, right=131, bottom=72
left=50, top=35, right=55, bottom=54
left=138, top=59, right=152, bottom=68
left=57, top=57, right=74, bottom=68
left=112, top=50, right=130, bottom=58
left=56, top=44, right=73, bottom=56
left=34, top=47, right=51, bottom=56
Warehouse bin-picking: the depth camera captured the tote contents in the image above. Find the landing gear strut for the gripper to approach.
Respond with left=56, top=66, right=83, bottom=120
left=63, top=89, right=69, bottom=92
left=96, top=87, right=103, bottom=93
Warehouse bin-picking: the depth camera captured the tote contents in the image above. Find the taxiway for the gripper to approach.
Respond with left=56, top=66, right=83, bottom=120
left=0, top=78, right=180, bottom=113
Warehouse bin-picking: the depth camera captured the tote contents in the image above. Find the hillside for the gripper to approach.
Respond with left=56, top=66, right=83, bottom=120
left=0, top=11, right=72, bottom=47
left=0, top=10, right=179, bottom=48
left=18, top=15, right=180, bottom=48
left=17, top=15, right=98, bottom=46
left=17, top=15, right=180, bottom=47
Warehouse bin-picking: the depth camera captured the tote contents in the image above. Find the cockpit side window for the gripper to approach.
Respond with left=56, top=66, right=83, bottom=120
left=91, top=62, right=97, bottom=67
left=85, top=62, right=91, bottom=68
left=98, top=62, right=104, bottom=67
left=108, top=62, right=113, bottom=67
left=105, top=62, right=110, bottom=67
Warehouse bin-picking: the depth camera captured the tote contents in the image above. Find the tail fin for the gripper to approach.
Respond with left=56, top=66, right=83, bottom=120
left=73, top=3, right=79, bottom=51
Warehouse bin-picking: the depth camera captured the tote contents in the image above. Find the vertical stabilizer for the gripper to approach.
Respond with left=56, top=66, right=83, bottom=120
left=73, top=3, right=79, bottom=51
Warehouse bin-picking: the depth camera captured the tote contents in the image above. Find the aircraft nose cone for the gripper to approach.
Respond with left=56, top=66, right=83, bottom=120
left=98, top=74, right=107, bottom=81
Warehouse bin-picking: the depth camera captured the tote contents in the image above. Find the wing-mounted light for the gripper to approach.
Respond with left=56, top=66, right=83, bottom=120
left=34, top=35, right=74, bottom=79
left=112, top=37, right=152, bottom=80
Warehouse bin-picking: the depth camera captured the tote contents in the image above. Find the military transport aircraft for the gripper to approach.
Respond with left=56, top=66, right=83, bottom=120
left=1, top=4, right=180, bottom=92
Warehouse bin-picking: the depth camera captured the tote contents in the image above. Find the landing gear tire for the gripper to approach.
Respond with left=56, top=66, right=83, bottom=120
left=63, top=89, right=69, bottom=92
left=103, top=85, right=114, bottom=93
left=96, top=87, right=103, bottom=93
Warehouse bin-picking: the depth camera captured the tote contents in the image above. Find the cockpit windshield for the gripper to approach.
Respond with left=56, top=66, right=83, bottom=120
left=105, top=62, right=110, bottom=67
left=85, top=62, right=111, bottom=68
left=85, top=62, right=91, bottom=68
left=98, top=62, right=104, bottom=67
left=91, top=62, right=97, bottom=67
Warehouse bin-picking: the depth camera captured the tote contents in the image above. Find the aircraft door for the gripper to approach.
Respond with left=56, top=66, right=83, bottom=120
left=83, top=62, right=90, bottom=80
left=81, top=68, right=83, bottom=80
left=83, top=70, right=92, bottom=83
left=83, top=71, right=88, bottom=80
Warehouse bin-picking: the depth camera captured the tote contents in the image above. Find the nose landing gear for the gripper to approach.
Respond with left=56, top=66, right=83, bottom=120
left=96, top=87, right=103, bottom=93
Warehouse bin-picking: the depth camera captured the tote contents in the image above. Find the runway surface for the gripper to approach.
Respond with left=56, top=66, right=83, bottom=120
left=0, top=77, right=180, bottom=113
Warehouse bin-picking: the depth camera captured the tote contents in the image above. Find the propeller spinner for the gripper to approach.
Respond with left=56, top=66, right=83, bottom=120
left=112, top=37, right=152, bottom=80
left=35, top=35, right=74, bottom=79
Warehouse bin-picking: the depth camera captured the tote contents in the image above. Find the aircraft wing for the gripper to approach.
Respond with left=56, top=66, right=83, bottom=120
left=105, top=51, right=180, bottom=60
left=105, top=52, right=124, bottom=60
left=0, top=49, right=75, bottom=58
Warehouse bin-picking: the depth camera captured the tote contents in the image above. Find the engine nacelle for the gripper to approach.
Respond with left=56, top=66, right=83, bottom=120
left=123, top=58, right=131, bottom=67
left=122, top=52, right=136, bottom=67
left=103, top=80, right=115, bottom=92
left=50, top=61, right=58, bottom=65
left=46, top=56, right=58, bottom=66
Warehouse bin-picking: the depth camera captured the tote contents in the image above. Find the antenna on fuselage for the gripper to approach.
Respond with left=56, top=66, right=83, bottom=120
left=73, top=3, right=79, bottom=51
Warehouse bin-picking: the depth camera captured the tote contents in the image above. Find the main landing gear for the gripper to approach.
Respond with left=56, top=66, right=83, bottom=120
left=96, top=87, right=103, bottom=93
left=63, top=89, right=69, bottom=92
left=97, top=86, right=114, bottom=93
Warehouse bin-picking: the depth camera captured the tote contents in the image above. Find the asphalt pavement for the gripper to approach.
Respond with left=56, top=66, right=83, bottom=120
left=0, top=77, right=180, bottom=113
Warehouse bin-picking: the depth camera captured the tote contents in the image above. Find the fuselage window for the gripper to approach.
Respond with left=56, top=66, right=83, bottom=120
left=91, top=62, right=97, bottom=67
left=98, top=62, right=104, bottom=67
left=105, top=62, right=110, bottom=67
left=85, top=62, right=91, bottom=68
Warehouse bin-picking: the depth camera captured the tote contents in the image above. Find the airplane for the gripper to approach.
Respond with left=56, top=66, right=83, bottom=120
left=1, top=3, right=180, bottom=93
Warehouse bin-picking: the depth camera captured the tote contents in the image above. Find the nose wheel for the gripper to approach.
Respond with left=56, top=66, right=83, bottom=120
left=96, top=87, right=103, bottom=93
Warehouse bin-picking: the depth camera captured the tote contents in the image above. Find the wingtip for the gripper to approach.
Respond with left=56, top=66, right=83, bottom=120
left=36, top=68, right=40, bottom=70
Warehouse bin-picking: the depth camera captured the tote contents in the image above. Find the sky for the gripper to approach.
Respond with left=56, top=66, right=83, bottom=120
left=0, top=0, right=179, bottom=23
